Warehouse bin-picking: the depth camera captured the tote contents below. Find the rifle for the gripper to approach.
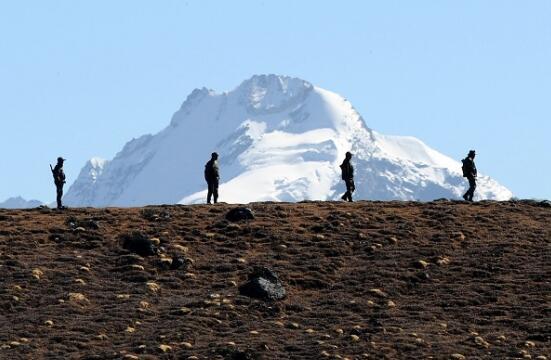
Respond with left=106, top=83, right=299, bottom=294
left=50, top=164, right=57, bottom=182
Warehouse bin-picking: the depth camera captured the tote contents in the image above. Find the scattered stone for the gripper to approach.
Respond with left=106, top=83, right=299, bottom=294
left=74, top=278, right=86, bottom=285
left=350, top=335, right=360, bottom=342
left=139, top=301, right=151, bottom=310
left=117, top=294, right=131, bottom=300
left=288, top=322, right=300, bottom=329
left=120, top=231, right=158, bottom=257
left=146, top=282, right=161, bottom=293
left=79, top=266, right=91, bottom=272
left=149, top=237, right=161, bottom=246
left=179, top=307, right=191, bottom=314
left=44, top=320, right=54, bottom=327
left=181, top=342, right=193, bottom=349
left=321, top=350, right=331, bottom=357
left=305, top=328, right=315, bottom=334
left=450, top=354, right=466, bottom=360
left=525, top=341, right=536, bottom=348
left=387, top=300, right=396, bottom=308
left=474, top=336, right=490, bottom=348
left=126, top=326, right=136, bottom=333
left=68, top=292, right=89, bottom=305
left=32, top=268, right=43, bottom=280
left=225, top=207, right=255, bottom=222
left=96, top=334, right=108, bottom=340
left=336, top=329, right=344, bottom=334
left=369, top=288, right=387, bottom=298
left=535, top=356, right=548, bottom=360
left=129, top=264, right=145, bottom=271
left=123, top=355, right=139, bottom=360
left=158, top=344, right=172, bottom=352
left=452, top=231, right=466, bottom=241
left=388, top=236, right=398, bottom=244
left=238, top=266, right=286, bottom=301
left=413, top=260, right=429, bottom=269
left=173, top=244, right=189, bottom=253
left=436, top=257, right=451, bottom=266
left=74, top=226, right=86, bottom=232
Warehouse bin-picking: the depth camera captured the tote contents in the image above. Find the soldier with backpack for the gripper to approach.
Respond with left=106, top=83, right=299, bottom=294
left=50, top=157, right=66, bottom=209
left=204, top=152, right=220, bottom=204
left=340, top=151, right=355, bottom=202
left=461, top=150, right=477, bottom=202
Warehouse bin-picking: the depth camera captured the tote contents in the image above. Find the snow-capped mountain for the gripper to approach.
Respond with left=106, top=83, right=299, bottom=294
left=0, top=196, right=43, bottom=209
left=64, top=74, right=512, bottom=206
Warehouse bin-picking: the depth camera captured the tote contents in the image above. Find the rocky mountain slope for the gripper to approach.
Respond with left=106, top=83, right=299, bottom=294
left=64, top=75, right=512, bottom=207
left=0, top=200, right=549, bottom=359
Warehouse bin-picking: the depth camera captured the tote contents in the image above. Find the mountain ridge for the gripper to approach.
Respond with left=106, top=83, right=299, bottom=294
left=64, top=74, right=512, bottom=207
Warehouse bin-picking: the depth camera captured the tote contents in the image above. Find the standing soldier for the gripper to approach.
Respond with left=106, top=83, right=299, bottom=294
left=204, top=152, right=220, bottom=204
left=50, top=157, right=66, bottom=209
left=461, top=150, right=477, bottom=202
left=340, top=151, right=355, bottom=202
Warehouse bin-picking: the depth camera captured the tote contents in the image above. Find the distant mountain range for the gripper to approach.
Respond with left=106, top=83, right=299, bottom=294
left=63, top=74, right=512, bottom=206
left=0, top=196, right=43, bottom=209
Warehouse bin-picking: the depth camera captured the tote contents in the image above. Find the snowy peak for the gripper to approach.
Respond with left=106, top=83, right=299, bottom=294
left=64, top=74, right=512, bottom=207
left=237, top=74, right=314, bottom=114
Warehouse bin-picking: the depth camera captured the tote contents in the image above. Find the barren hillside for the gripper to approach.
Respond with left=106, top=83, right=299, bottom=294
left=0, top=200, right=549, bottom=359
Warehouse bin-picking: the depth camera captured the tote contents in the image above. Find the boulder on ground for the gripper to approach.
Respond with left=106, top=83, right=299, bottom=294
left=226, top=207, right=255, bottom=222
left=239, top=266, right=286, bottom=301
left=120, top=231, right=158, bottom=257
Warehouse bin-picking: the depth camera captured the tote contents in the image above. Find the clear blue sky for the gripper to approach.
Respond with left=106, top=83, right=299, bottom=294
left=0, top=1, right=549, bottom=202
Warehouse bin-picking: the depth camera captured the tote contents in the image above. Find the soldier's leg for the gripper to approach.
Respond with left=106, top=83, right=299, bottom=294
left=56, top=185, right=63, bottom=208
left=341, top=180, right=347, bottom=200
left=463, top=178, right=471, bottom=201
left=213, top=179, right=219, bottom=204
left=468, top=177, right=477, bottom=201
left=207, top=182, right=213, bottom=204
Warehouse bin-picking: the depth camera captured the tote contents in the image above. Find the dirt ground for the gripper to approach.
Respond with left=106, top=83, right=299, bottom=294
left=0, top=200, right=549, bottom=359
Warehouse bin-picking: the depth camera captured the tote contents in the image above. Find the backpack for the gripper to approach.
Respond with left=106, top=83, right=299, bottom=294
left=461, top=158, right=469, bottom=177
left=340, top=163, right=346, bottom=180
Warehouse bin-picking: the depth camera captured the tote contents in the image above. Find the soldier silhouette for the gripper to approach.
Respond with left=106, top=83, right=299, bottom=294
left=461, top=150, right=477, bottom=202
left=340, top=152, right=355, bottom=202
left=50, top=157, right=66, bottom=209
left=204, top=152, right=220, bottom=204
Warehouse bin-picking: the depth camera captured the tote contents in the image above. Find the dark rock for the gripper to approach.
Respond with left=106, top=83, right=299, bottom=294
left=120, top=231, right=158, bottom=257
left=170, top=256, right=187, bottom=270
left=539, top=200, right=551, bottom=208
left=239, top=267, right=286, bottom=301
left=226, top=207, right=255, bottom=222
